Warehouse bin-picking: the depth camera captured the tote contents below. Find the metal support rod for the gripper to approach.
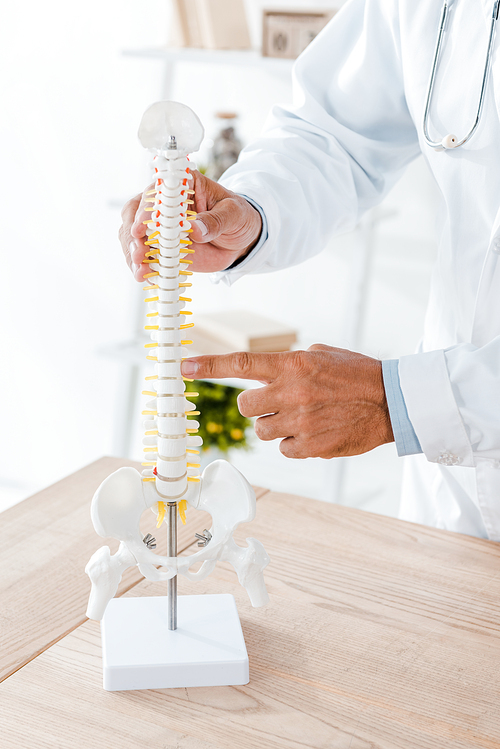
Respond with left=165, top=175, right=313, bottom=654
left=167, top=502, right=177, bottom=630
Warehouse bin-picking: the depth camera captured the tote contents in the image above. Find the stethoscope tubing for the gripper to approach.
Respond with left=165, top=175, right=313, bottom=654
left=423, top=0, right=500, bottom=150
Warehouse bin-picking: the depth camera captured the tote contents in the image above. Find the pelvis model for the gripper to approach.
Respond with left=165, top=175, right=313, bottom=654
left=84, top=102, right=269, bottom=691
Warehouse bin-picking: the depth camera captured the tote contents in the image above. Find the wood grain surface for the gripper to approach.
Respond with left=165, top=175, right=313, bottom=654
left=2, top=486, right=500, bottom=749
left=0, top=457, right=268, bottom=682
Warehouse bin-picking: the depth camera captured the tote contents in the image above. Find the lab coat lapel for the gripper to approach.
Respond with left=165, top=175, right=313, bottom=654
left=471, top=0, right=500, bottom=345
left=486, top=0, right=500, bottom=124
left=463, top=0, right=500, bottom=346
left=471, top=206, right=500, bottom=345
left=480, top=0, right=494, bottom=19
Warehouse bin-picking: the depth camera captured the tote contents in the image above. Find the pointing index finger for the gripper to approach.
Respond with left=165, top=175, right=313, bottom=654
left=181, top=352, right=283, bottom=382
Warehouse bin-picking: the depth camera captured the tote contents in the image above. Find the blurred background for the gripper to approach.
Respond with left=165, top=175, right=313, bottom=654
left=0, top=0, right=441, bottom=514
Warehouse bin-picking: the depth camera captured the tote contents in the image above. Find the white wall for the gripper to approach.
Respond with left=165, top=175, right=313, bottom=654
left=0, top=0, right=440, bottom=513
left=0, top=0, right=167, bottom=504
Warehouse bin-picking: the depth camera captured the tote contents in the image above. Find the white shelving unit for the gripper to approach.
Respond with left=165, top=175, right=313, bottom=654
left=123, top=47, right=293, bottom=100
left=123, top=46, right=294, bottom=69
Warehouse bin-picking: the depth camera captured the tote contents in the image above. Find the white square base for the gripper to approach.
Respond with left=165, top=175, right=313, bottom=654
left=101, top=594, right=249, bottom=691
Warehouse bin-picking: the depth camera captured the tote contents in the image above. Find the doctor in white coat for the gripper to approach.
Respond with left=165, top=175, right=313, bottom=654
left=120, top=0, right=500, bottom=541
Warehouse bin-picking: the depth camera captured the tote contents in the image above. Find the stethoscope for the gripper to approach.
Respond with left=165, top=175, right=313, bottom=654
left=423, top=0, right=500, bottom=150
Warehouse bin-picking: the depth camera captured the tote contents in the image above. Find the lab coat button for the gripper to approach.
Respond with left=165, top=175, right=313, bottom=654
left=492, top=240, right=500, bottom=253
left=437, top=452, right=461, bottom=466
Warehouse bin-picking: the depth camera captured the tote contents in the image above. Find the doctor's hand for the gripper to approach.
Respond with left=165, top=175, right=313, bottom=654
left=119, top=171, right=262, bottom=282
left=181, top=344, right=394, bottom=459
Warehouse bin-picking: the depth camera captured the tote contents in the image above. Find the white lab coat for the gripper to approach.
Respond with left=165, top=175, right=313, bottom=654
left=218, top=0, right=500, bottom=541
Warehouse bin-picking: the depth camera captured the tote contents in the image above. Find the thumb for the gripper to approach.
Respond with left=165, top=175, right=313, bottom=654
left=190, top=198, right=244, bottom=243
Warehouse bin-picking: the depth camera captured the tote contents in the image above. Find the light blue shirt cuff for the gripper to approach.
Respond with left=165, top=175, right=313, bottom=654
left=382, top=359, right=422, bottom=457
left=224, top=194, right=268, bottom=270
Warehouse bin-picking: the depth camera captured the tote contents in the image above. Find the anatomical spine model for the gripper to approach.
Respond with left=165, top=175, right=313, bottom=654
left=85, top=102, right=269, bottom=636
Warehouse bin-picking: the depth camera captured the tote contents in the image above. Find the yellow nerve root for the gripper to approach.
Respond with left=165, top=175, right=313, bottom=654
left=178, top=499, right=187, bottom=525
left=156, top=501, right=166, bottom=528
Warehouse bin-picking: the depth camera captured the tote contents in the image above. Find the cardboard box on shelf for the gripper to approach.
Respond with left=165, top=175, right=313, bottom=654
left=190, top=310, right=298, bottom=355
left=262, top=9, right=335, bottom=59
left=195, top=0, right=251, bottom=50
left=169, top=0, right=203, bottom=48
left=169, top=0, right=251, bottom=50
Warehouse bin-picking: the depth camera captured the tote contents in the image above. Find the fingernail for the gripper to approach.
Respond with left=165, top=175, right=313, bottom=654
left=129, top=240, right=138, bottom=256
left=132, top=263, right=138, bottom=274
left=193, top=219, right=208, bottom=237
left=181, top=360, right=198, bottom=377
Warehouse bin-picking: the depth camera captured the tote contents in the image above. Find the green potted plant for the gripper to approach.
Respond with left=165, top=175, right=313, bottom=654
left=185, top=380, right=251, bottom=464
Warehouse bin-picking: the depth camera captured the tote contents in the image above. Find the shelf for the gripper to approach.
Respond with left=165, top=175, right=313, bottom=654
left=122, top=47, right=294, bottom=73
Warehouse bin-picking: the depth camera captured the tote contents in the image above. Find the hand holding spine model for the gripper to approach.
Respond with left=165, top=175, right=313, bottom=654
left=85, top=102, right=270, bottom=623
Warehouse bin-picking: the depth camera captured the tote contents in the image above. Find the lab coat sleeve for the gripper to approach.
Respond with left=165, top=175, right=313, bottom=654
left=399, top=342, right=500, bottom=467
left=215, top=0, right=421, bottom=285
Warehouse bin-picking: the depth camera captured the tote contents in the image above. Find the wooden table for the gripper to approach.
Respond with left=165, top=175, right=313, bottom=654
left=1, top=457, right=500, bottom=749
